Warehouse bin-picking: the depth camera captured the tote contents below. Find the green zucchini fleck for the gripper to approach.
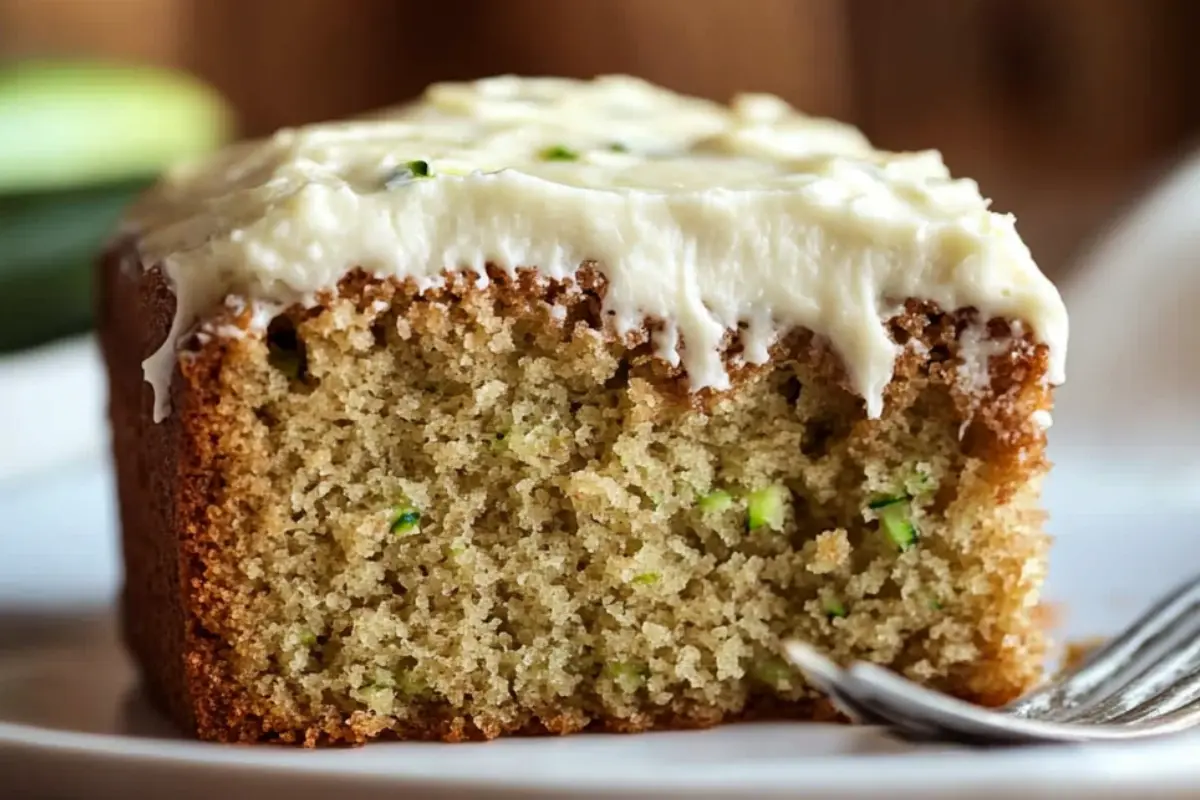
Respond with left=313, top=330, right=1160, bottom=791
left=876, top=500, right=917, bottom=550
left=747, top=485, right=788, bottom=531
left=631, top=571, right=660, bottom=586
left=867, top=494, right=907, bottom=510
left=604, top=661, right=648, bottom=690
left=540, top=144, right=579, bottom=161
left=823, top=597, right=847, bottom=618
left=390, top=504, right=421, bottom=535
left=698, top=489, right=733, bottom=514
left=394, top=669, right=428, bottom=698
left=384, top=159, right=432, bottom=188
left=750, top=656, right=794, bottom=687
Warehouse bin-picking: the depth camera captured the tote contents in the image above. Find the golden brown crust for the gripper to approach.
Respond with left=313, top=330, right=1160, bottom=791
left=99, top=247, right=197, bottom=734
left=101, top=242, right=1051, bottom=745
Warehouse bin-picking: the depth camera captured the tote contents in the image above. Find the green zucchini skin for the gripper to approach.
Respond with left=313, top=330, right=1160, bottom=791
left=0, top=182, right=145, bottom=352
left=0, top=60, right=234, bottom=352
left=0, top=61, right=232, bottom=194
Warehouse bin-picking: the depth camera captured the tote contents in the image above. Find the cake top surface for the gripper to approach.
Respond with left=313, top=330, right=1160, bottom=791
left=124, top=75, right=1067, bottom=421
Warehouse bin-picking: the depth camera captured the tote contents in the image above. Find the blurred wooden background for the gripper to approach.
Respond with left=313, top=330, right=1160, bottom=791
left=3, top=0, right=1199, bottom=280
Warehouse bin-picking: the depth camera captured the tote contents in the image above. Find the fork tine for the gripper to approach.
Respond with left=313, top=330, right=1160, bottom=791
left=1006, top=574, right=1200, bottom=719
left=783, top=637, right=1200, bottom=745
left=779, top=641, right=892, bottom=727
left=1103, top=664, right=1200, bottom=725
left=780, top=641, right=845, bottom=696
left=1122, top=693, right=1200, bottom=733
left=847, top=660, right=1200, bottom=744
left=1055, top=635, right=1200, bottom=723
left=844, top=661, right=1093, bottom=744
left=781, top=642, right=1019, bottom=742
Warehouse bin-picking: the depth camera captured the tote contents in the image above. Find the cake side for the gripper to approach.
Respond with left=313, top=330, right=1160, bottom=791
left=102, top=243, right=1052, bottom=745
left=101, top=246, right=259, bottom=737
left=98, top=247, right=196, bottom=732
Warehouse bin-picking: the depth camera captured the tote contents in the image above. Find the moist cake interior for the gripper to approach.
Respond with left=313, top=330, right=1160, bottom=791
left=169, top=268, right=1049, bottom=743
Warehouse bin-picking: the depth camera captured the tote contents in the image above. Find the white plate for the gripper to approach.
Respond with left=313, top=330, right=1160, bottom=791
left=6, top=154, right=1200, bottom=798
left=0, top=335, right=105, bottom=483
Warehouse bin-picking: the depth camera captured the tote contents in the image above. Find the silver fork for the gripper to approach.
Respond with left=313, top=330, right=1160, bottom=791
left=782, top=575, right=1200, bottom=745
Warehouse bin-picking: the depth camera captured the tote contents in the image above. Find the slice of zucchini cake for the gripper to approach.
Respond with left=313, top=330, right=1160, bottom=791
left=99, top=75, right=1068, bottom=745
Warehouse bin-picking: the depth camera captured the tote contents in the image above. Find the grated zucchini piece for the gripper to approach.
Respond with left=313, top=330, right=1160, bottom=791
left=390, top=504, right=421, bottom=535
left=750, top=656, right=794, bottom=687
left=823, top=597, right=847, bottom=618
left=747, top=485, right=788, bottom=531
left=604, top=661, right=648, bottom=691
left=698, top=489, right=733, bottom=514
left=540, top=144, right=578, bottom=161
left=877, top=500, right=917, bottom=550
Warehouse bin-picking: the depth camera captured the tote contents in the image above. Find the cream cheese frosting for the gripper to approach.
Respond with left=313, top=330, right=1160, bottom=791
left=122, top=74, right=1068, bottom=421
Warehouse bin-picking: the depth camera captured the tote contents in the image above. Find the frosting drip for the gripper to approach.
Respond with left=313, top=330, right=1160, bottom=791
left=122, top=75, right=1068, bottom=421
